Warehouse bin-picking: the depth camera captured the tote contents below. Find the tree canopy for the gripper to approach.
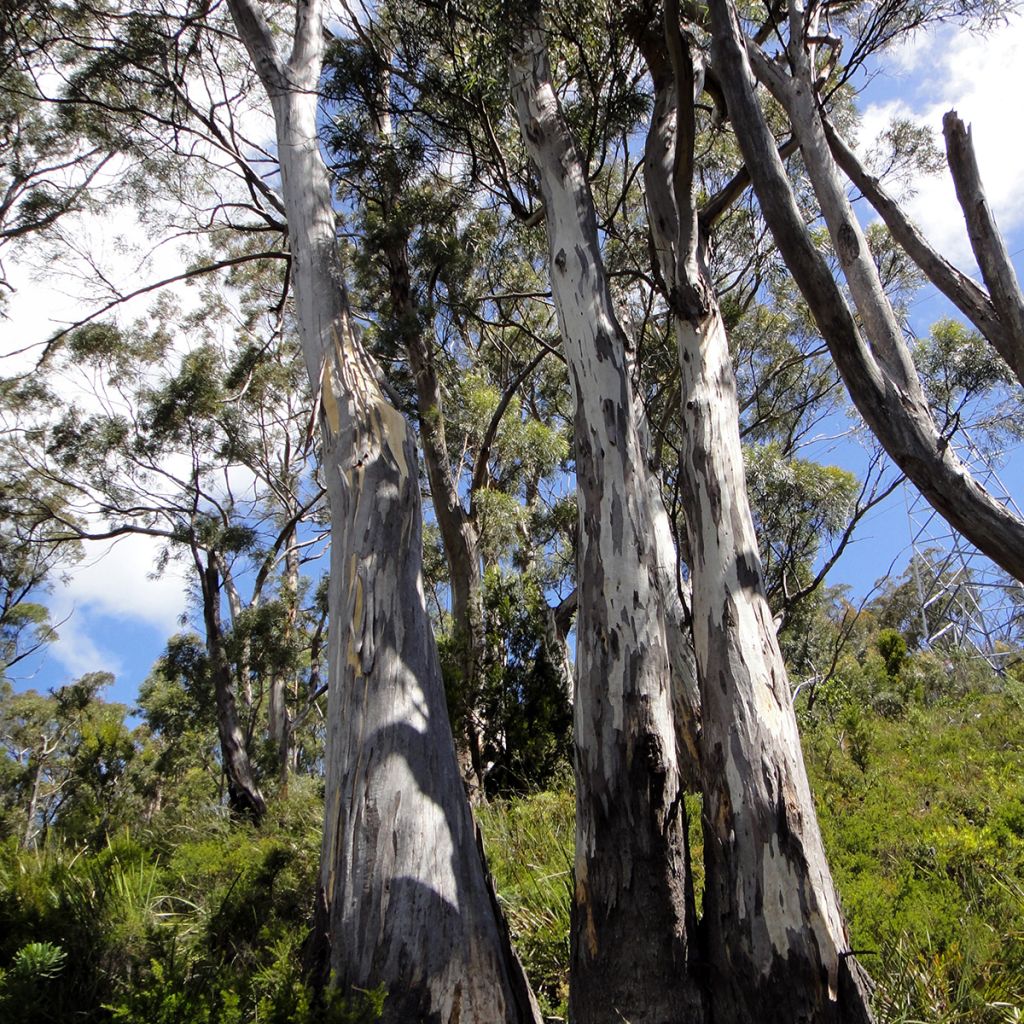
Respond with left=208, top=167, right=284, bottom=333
left=2, top=1, right=1024, bottom=1022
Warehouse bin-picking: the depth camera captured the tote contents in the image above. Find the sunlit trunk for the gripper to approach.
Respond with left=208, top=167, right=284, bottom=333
left=227, top=2, right=541, bottom=1016
left=511, top=10, right=702, bottom=1020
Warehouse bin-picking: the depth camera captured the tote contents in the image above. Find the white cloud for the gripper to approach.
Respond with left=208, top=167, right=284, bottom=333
left=859, top=13, right=1024, bottom=265
left=32, top=533, right=190, bottom=687
left=42, top=535, right=191, bottom=684
left=47, top=605, right=125, bottom=682
left=58, top=534, right=190, bottom=636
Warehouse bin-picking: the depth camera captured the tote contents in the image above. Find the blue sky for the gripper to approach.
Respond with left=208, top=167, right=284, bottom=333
left=790, top=12, right=1024, bottom=602
left=5, top=10, right=1024, bottom=705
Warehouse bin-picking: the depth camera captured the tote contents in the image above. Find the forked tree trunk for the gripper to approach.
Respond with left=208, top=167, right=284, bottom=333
left=638, top=7, right=873, bottom=1020
left=511, top=10, right=702, bottom=1022
left=227, top=1, right=541, bottom=1018
left=726, top=0, right=1024, bottom=585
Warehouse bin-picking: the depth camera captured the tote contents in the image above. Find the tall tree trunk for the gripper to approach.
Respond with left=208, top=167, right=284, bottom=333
left=227, top=2, right=541, bottom=1017
left=639, top=7, right=873, bottom=1020
left=366, top=57, right=489, bottom=798
left=200, top=553, right=267, bottom=823
left=679, top=303, right=872, bottom=1024
left=269, top=527, right=299, bottom=783
left=511, top=11, right=702, bottom=1022
left=21, top=756, right=42, bottom=850
left=384, top=214, right=488, bottom=800
left=267, top=672, right=287, bottom=778
left=544, top=588, right=577, bottom=703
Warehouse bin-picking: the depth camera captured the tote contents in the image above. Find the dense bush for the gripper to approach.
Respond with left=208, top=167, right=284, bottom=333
left=802, top=690, right=1024, bottom=1023
left=477, top=685, right=1024, bottom=1024
left=0, top=778, right=383, bottom=1023
left=2, top=672, right=1023, bottom=1021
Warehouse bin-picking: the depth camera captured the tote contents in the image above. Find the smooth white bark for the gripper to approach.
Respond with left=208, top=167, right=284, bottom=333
left=227, top=3, right=540, bottom=1017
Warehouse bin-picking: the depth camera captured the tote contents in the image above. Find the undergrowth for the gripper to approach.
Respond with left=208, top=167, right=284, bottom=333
left=2, top=694, right=1023, bottom=1021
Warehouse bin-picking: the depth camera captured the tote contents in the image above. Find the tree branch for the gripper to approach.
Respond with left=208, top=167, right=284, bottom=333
left=943, top=109, right=1024, bottom=387
left=226, top=0, right=287, bottom=94
left=470, top=345, right=551, bottom=499
left=39, top=250, right=290, bottom=365
left=708, top=0, right=1024, bottom=584
left=699, top=135, right=798, bottom=230
left=821, top=113, right=1013, bottom=378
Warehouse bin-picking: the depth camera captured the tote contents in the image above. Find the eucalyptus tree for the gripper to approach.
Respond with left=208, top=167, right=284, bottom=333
left=612, top=3, right=873, bottom=1017
left=0, top=0, right=292, bottom=366
left=706, top=0, right=1024, bottom=586
left=0, top=672, right=121, bottom=848
left=14, top=277, right=326, bottom=821
left=0, top=0, right=119, bottom=302
left=0, top=386, right=72, bottom=678
left=321, top=16, right=572, bottom=797
left=225, top=0, right=541, bottom=1016
left=508, top=6, right=704, bottom=1020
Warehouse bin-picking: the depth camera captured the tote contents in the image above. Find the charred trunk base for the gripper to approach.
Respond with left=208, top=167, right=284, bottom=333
left=570, top=732, right=704, bottom=1024
left=701, top=943, right=874, bottom=1024
left=226, top=780, right=266, bottom=824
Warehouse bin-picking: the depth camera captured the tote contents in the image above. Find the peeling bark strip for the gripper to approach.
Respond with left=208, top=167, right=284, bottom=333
left=510, top=9, right=702, bottom=1023
left=227, top=1, right=540, bottom=1019
left=638, top=8, right=872, bottom=1021
left=709, top=0, right=1024, bottom=587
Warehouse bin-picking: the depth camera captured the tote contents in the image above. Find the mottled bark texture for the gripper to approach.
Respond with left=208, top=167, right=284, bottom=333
left=712, top=0, right=1024, bottom=586
left=511, top=9, right=702, bottom=1022
left=227, top=1, right=541, bottom=1018
left=639, top=5, right=873, bottom=1021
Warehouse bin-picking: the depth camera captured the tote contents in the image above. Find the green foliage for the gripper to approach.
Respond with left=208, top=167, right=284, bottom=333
left=0, top=781, right=360, bottom=1024
left=479, top=683, right=1024, bottom=1021
left=915, top=319, right=1020, bottom=450
left=877, top=628, right=908, bottom=679
left=440, top=568, right=572, bottom=798
left=745, top=442, right=859, bottom=610
left=2, top=672, right=1023, bottom=1023
left=0, top=941, right=68, bottom=1023
left=802, top=691, right=1024, bottom=1022
left=478, top=790, right=574, bottom=1018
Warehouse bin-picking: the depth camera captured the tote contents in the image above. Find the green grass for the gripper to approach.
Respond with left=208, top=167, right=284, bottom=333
left=480, top=691, right=1024, bottom=1023
left=3, top=694, right=1023, bottom=1021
